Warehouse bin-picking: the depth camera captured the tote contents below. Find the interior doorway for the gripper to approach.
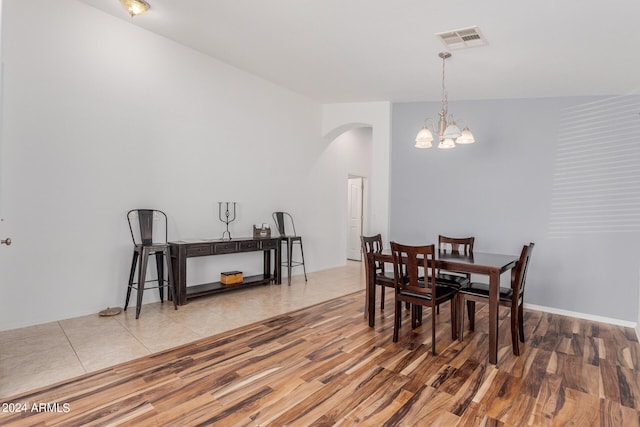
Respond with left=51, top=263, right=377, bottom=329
left=347, top=176, right=364, bottom=261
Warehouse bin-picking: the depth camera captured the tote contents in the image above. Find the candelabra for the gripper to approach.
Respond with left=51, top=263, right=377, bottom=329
left=218, top=202, right=237, bottom=240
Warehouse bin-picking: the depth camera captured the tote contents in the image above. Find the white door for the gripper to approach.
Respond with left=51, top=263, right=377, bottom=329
left=347, top=177, right=363, bottom=261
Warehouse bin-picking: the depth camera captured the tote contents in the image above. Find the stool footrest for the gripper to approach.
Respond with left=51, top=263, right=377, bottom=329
left=281, top=261, right=305, bottom=267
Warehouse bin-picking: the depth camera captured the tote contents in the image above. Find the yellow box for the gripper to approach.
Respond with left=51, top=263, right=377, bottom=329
left=221, top=271, right=243, bottom=285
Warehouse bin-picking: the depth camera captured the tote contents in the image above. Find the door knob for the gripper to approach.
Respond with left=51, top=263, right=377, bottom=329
left=1, top=238, right=11, bottom=246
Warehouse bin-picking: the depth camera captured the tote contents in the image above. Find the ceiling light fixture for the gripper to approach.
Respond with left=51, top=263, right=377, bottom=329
left=120, top=0, right=150, bottom=17
left=415, top=52, right=475, bottom=149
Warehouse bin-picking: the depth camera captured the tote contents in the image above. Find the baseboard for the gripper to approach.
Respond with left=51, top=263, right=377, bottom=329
left=525, top=303, right=637, bottom=330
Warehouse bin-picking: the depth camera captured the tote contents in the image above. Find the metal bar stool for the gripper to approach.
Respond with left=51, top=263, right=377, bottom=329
left=125, top=209, right=177, bottom=318
left=273, top=211, right=307, bottom=285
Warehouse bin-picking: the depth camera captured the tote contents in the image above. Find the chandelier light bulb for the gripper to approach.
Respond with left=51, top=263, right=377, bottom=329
left=442, top=122, right=461, bottom=139
left=456, top=126, right=475, bottom=144
left=415, top=126, right=434, bottom=148
left=438, top=138, right=456, bottom=149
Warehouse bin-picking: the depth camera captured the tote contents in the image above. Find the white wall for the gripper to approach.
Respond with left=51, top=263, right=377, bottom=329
left=312, top=126, right=373, bottom=265
left=322, top=102, right=391, bottom=243
left=0, top=0, right=369, bottom=330
left=0, top=0, right=4, bottom=219
left=391, top=97, right=640, bottom=323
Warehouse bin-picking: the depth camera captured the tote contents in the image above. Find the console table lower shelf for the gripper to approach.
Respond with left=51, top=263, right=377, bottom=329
left=186, top=274, right=273, bottom=299
left=170, top=237, right=282, bottom=305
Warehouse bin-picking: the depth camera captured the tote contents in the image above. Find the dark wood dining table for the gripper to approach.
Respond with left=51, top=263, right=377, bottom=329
left=366, top=249, right=519, bottom=364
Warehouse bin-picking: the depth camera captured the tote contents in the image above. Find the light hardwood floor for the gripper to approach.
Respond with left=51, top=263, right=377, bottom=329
left=2, top=263, right=640, bottom=426
left=0, top=262, right=365, bottom=398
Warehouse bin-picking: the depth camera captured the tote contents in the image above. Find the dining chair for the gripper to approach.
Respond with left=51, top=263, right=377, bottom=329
left=434, top=235, right=475, bottom=317
left=437, top=235, right=475, bottom=288
left=361, top=234, right=395, bottom=309
left=125, top=209, right=178, bottom=319
left=390, top=242, right=458, bottom=355
left=457, top=242, right=534, bottom=356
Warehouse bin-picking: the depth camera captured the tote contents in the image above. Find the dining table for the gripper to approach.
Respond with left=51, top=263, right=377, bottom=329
left=365, top=249, right=519, bottom=365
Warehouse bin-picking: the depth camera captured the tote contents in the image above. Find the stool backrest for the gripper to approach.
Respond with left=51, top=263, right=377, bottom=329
left=127, top=209, right=168, bottom=246
left=272, top=212, right=297, bottom=237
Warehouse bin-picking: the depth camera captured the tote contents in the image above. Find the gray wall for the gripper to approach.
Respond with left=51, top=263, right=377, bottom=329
left=391, top=96, right=640, bottom=322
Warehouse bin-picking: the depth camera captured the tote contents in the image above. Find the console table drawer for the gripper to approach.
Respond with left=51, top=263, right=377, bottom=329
left=186, top=243, right=213, bottom=257
left=261, top=239, right=279, bottom=250
left=239, top=240, right=260, bottom=251
left=214, top=242, right=238, bottom=254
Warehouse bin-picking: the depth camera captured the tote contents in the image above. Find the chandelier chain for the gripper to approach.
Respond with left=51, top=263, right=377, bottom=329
left=441, top=54, right=448, bottom=115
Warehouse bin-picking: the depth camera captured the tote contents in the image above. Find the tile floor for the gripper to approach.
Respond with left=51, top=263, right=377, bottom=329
left=0, top=261, right=365, bottom=398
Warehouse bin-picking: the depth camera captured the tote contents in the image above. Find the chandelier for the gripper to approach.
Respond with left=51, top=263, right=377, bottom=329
left=415, top=52, right=475, bottom=149
left=120, top=0, right=150, bottom=17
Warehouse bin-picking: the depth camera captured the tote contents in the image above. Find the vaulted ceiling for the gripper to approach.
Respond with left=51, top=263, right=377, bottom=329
left=78, top=0, right=640, bottom=103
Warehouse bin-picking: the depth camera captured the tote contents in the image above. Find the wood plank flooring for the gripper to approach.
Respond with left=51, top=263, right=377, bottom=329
left=1, top=290, right=639, bottom=426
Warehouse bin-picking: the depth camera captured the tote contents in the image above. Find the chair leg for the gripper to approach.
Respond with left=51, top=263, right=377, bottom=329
left=450, top=298, right=457, bottom=341
left=393, top=300, right=401, bottom=342
left=431, top=303, right=437, bottom=355
left=411, top=305, right=417, bottom=328
left=287, top=239, right=293, bottom=286
left=136, top=248, right=149, bottom=319
left=164, top=249, right=178, bottom=311
left=511, top=303, right=520, bottom=356
left=468, top=301, right=476, bottom=331
left=155, top=251, right=164, bottom=303
left=518, top=303, right=525, bottom=343
left=411, top=305, right=422, bottom=328
left=299, top=240, right=307, bottom=282
left=380, top=285, right=385, bottom=310
left=125, top=251, right=138, bottom=311
left=457, top=295, right=465, bottom=342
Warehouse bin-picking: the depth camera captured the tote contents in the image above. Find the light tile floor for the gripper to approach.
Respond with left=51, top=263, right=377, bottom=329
left=0, top=261, right=365, bottom=398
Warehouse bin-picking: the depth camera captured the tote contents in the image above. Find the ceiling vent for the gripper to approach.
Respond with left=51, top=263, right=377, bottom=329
left=436, top=26, right=487, bottom=50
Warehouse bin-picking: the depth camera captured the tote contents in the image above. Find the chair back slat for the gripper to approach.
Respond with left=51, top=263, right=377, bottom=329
left=138, top=210, right=154, bottom=245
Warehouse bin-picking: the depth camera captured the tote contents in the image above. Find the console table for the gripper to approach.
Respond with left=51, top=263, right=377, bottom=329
left=169, top=237, right=281, bottom=305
